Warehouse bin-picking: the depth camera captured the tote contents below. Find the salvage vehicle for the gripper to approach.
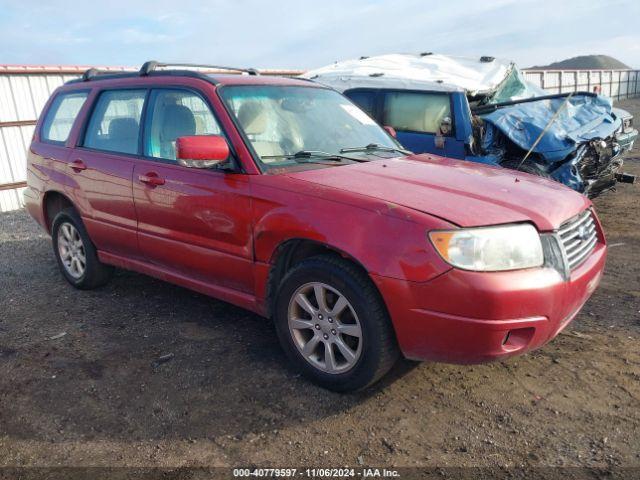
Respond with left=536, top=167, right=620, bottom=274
left=303, top=53, right=638, bottom=197
left=25, top=62, right=606, bottom=391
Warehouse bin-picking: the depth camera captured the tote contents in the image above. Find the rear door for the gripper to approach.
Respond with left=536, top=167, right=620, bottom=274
left=71, top=88, right=147, bottom=259
left=132, top=87, right=254, bottom=293
left=29, top=90, right=90, bottom=209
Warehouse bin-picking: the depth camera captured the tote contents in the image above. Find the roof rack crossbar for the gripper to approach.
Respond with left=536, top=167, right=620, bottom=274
left=139, top=61, right=259, bottom=76
left=81, top=68, right=118, bottom=81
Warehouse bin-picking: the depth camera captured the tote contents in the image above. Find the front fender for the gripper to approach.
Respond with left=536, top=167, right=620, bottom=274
left=250, top=176, right=453, bottom=283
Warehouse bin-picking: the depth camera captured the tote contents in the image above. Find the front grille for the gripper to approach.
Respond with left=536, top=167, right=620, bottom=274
left=558, top=210, right=598, bottom=270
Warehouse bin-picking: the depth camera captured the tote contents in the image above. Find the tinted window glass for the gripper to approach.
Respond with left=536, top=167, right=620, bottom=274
left=84, top=90, right=146, bottom=154
left=41, top=92, right=88, bottom=143
left=144, top=89, right=221, bottom=160
left=345, top=90, right=377, bottom=118
left=384, top=92, right=451, bottom=134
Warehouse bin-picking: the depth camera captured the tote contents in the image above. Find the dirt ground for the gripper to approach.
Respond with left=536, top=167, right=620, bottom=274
left=1, top=99, right=639, bottom=477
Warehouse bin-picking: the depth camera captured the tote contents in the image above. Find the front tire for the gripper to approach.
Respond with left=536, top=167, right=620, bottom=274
left=274, top=255, right=399, bottom=392
left=51, top=208, right=113, bottom=289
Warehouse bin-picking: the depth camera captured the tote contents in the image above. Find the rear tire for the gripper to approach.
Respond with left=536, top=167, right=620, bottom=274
left=51, top=208, right=113, bottom=289
left=502, top=159, right=553, bottom=179
left=274, top=255, right=399, bottom=392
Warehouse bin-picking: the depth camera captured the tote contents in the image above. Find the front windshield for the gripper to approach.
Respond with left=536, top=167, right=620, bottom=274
left=488, top=67, right=546, bottom=104
left=219, top=85, right=399, bottom=169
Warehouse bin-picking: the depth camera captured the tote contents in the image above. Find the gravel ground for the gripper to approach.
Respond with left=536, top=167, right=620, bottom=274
left=0, top=99, right=639, bottom=477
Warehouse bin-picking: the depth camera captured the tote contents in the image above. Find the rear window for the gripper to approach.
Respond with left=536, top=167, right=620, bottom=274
left=41, top=91, right=88, bottom=144
left=83, top=90, right=146, bottom=154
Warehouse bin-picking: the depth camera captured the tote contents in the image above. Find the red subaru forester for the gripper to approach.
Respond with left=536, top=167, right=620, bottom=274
left=25, top=62, right=606, bottom=391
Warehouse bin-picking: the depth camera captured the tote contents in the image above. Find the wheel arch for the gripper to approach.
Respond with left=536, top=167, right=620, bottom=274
left=42, top=190, right=76, bottom=233
left=264, top=238, right=376, bottom=319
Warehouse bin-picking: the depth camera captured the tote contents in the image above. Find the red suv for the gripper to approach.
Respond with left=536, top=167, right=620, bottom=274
left=25, top=62, right=606, bottom=391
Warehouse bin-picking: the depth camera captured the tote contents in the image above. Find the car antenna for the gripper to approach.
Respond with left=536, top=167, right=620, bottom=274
left=515, top=92, right=574, bottom=172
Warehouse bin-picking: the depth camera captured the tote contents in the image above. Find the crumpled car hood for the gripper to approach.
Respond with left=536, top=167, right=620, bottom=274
left=286, top=155, right=591, bottom=231
left=480, top=94, right=622, bottom=161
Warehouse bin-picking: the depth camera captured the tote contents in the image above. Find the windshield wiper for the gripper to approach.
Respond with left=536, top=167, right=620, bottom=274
left=261, top=150, right=367, bottom=163
left=340, top=143, right=411, bottom=155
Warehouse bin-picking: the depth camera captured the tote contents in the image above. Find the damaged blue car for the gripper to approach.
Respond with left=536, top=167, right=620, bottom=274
left=304, top=54, right=638, bottom=197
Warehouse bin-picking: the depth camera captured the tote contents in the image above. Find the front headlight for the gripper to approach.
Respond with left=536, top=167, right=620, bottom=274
left=429, top=223, right=544, bottom=272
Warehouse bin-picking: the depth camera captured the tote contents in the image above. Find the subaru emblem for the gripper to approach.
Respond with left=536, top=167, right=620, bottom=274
left=577, top=225, right=588, bottom=241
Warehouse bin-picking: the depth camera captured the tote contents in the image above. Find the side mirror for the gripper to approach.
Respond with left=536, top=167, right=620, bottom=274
left=383, top=125, right=397, bottom=138
left=439, top=116, right=452, bottom=136
left=176, top=135, right=229, bottom=168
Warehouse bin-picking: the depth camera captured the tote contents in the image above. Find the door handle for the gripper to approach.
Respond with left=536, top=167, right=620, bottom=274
left=138, top=172, right=165, bottom=186
left=68, top=159, right=87, bottom=172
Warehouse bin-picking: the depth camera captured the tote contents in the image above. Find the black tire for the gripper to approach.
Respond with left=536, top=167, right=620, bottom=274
left=274, top=255, right=399, bottom=392
left=51, top=207, right=113, bottom=289
left=502, top=159, right=553, bottom=179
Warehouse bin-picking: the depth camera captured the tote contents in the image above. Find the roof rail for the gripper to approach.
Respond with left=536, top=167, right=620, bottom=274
left=139, top=61, right=259, bottom=76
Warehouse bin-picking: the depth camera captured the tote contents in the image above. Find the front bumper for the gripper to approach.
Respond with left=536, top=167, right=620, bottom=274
left=372, top=241, right=606, bottom=363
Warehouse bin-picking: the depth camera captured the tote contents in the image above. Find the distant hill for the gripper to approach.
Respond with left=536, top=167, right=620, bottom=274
left=529, top=55, right=631, bottom=70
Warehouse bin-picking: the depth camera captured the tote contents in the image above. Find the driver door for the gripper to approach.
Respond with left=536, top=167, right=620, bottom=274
left=346, top=89, right=465, bottom=158
left=132, top=88, right=254, bottom=293
left=382, top=90, right=464, bottom=158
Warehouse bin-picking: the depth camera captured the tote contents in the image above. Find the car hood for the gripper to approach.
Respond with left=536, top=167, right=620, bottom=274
left=285, top=155, right=591, bottom=231
left=480, top=94, right=621, bottom=162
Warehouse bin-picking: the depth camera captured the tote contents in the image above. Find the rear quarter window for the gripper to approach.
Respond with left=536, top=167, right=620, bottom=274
left=40, top=91, right=88, bottom=144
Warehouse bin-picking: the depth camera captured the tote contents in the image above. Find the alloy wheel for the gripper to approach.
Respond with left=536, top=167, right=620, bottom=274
left=57, top=222, right=86, bottom=279
left=287, top=282, right=363, bottom=374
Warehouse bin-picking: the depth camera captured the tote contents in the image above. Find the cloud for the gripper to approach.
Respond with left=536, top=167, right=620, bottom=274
left=0, top=0, right=638, bottom=68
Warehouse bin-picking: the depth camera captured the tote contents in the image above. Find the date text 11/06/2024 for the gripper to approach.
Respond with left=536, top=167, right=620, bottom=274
left=232, top=468, right=400, bottom=477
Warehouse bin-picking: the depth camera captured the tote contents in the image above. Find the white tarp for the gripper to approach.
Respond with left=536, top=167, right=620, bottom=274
left=301, top=53, right=514, bottom=95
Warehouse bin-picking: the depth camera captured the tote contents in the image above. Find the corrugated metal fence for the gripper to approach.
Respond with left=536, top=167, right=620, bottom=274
left=0, top=66, right=130, bottom=212
left=1, top=65, right=639, bottom=212
left=523, top=69, right=640, bottom=99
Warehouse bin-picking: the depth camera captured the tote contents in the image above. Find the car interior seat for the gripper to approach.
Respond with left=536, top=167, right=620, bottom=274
left=107, top=117, right=139, bottom=154
left=158, top=104, right=197, bottom=160
left=237, top=100, right=286, bottom=160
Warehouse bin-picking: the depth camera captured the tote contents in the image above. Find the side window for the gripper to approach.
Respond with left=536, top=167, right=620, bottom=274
left=345, top=90, right=377, bottom=118
left=383, top=92, right=452, bottom=135
left=144, top=89, right=222, bottom=161
left=84, top=90, right=146, bottom=154
left=41, top=91, right=88, bottom=143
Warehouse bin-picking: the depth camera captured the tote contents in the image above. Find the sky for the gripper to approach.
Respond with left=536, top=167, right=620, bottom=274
left=1, top=0, right=639, bottom=70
